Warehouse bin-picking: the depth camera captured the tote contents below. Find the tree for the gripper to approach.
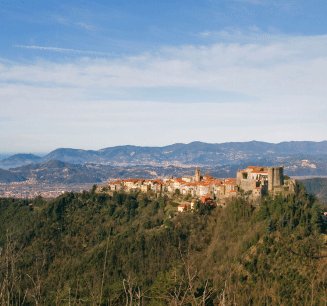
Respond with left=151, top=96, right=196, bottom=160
left=311, top=203, right=323, bottom=232
left=174, top=189, right=181, bottom=196
left=91, top=184, right=97, bottom=195
left=265, top=218, right=274, bottom=235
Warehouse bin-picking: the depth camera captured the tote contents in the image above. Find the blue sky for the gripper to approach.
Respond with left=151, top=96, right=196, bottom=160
left=1, top=0, right=327, bottom=153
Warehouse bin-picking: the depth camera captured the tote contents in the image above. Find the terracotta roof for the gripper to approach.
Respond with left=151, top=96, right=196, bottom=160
left=224, top=178, right=236, bottom=185
left=199, top=182, right=211, bottom=186
left=110, top=181, right=121, bottom=185
left=178, top=204, right=190, bottom=208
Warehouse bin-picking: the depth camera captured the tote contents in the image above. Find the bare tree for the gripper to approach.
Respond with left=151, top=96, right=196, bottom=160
left=0, top=230, right=22, bottom=306
left=122, top=275, right=143, bottom=306
left=26, top=252, right=47, bottom=305
left=161, top=241, right=214, bottom=306
left=99, top=227, right=112, bottom=305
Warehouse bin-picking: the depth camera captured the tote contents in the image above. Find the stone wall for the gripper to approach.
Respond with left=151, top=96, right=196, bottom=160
left=236, top=171, right=243, bottom=186
left=239, top=179, right=256, bottom=192
left=268, top=166, right=284, bottom=191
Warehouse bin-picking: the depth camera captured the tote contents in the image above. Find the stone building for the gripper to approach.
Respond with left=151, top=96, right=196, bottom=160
left=195, top=167, right=201, bottom=182
left=268, top=166, right=284, bottom=191
left=237, top=165, right=296, bottom=198
left=101, top=164, right=296, bottom=206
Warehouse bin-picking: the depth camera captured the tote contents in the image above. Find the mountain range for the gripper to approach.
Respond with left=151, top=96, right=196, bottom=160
left=1, top=141, right=327, bottom=170
left=1, top=141, right=327, bottom=184
left=1, top=154, right=326, bottom=185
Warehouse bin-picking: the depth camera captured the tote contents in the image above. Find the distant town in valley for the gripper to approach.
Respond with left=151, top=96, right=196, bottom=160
left=0, top=180, right=99, bottom=199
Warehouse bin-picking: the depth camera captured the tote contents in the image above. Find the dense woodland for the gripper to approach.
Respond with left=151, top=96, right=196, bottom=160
left=302, top=178, right=327, bottom=204
left=1, top=182, right=327, bottom=305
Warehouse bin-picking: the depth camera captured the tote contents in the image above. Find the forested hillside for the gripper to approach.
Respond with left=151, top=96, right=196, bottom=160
left=1, top=183, right=327, bottom=305
left=302, top=178, right=327, bottom=204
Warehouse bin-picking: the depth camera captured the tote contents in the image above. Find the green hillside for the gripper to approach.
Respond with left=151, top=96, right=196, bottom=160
left=1, top=183, right=327, bottom=305
left=302, top=177, right=327, bottom=204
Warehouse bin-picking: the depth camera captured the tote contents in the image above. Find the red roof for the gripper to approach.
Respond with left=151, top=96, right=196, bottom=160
left=201, top=196, right=212, bottom=203
left=178, top=204, right=191, bottom=208
left=110, top=180, right=121, bottom=185
left=224, top=178, right=236, bottom=185
left=199, top=182, right=211, bottom=186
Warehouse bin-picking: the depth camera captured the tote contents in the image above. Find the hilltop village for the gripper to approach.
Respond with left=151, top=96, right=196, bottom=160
left=100, top=165, right=297, bottom=208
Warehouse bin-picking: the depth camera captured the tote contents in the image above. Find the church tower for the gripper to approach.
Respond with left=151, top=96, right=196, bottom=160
left=195, top=167, right=200, bottom=182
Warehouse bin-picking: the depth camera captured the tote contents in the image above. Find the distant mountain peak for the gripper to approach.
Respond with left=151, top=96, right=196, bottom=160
left=1, top=141, right=326, bottom=170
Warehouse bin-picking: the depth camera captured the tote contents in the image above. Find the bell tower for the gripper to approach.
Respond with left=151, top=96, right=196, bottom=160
left=195, top=167, right=200, bottom=182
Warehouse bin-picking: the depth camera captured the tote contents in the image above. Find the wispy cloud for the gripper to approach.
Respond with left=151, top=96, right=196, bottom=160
left=51, top=14, right=95, bottom=30
left=8, top=32, right=327, bottom=98
left=76, top=22, right=94, bottom=30
left=13, top=45, right=113, bottom=56
left=230, top=0, right=300, bottom=10
left=198, top=26, right=289, bottom=44
left=2, top=29, right=327, bottom=148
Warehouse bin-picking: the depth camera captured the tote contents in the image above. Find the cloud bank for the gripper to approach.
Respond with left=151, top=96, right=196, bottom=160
left=7, top=33, right=327, bottom=98
left=1, top=30, right=327, bottom=151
